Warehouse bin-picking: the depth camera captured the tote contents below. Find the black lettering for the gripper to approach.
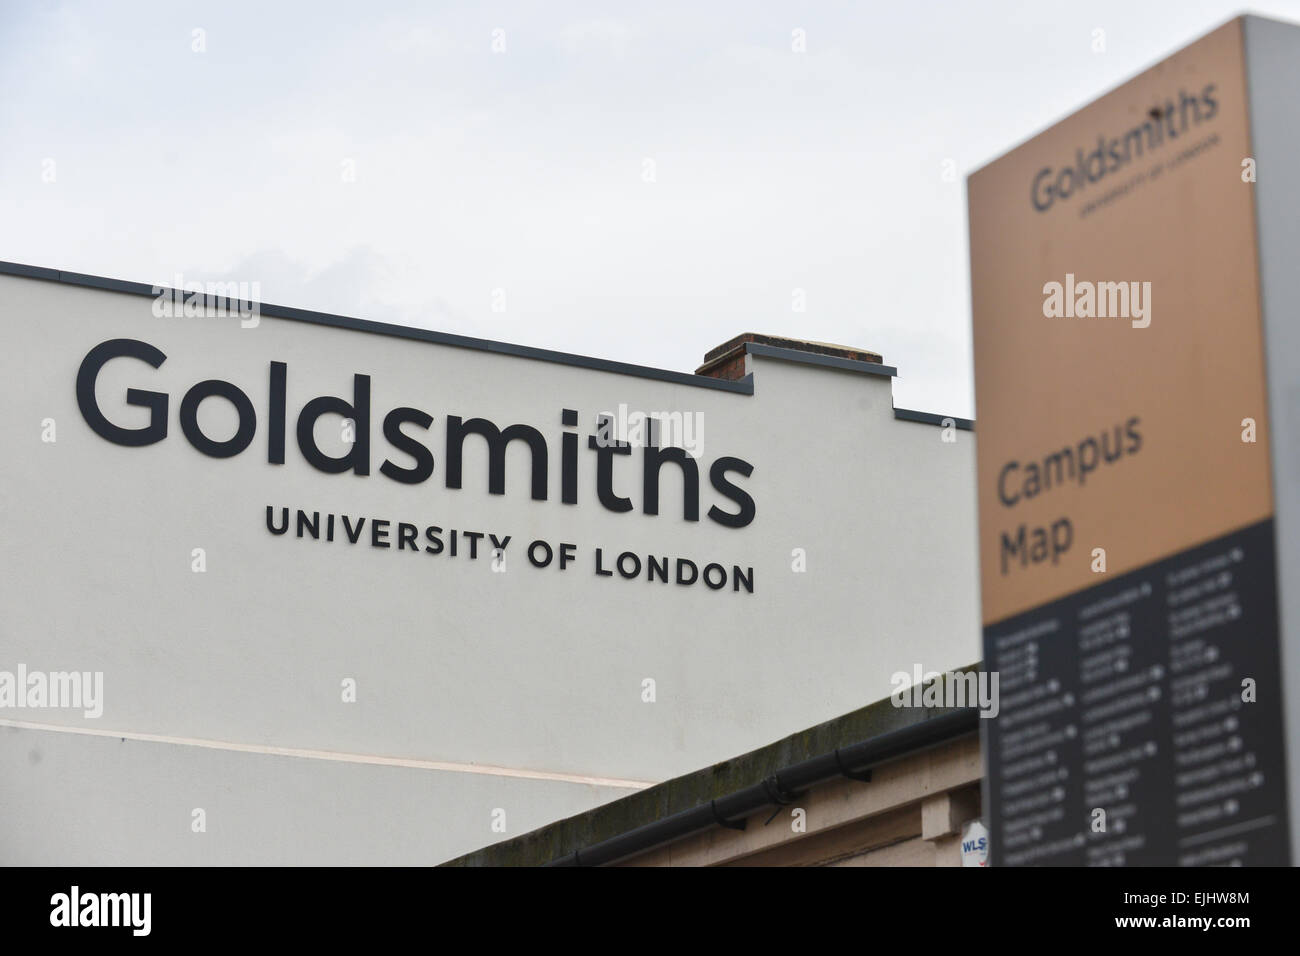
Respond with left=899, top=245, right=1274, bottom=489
left=733, top=565, right=754, bottom=593
left=617, top=552, right=641, bottom=579
left=296, top=374, right=371, bottom=474
left=342, top=514, right=366, bottom=544
left=676, top=558, right=699, bottom=586
left=76, top=339, right=168, bottom=447
left=1001, top=525, right=1027, bottom=575
left=529, top=540, right=553, bottom=568
left=1125, top=416, right=1142, bottom=454
left=380, top=407, right=435, bottom=484
left=268, top=361, right=287, bottom=464
left=179, top=379, right=256, bottom=458
left=447, top=416, right=547, bottom=500
left=266, top=506, right=288, bottom=535
left=589, top=434, right=634, bottom=513
left=1076, top=438, right=1099, bottom=485
left=561, top=409, right=579, bottom=504
left=296, top=510, right=319, bottom=539
left=998, top=461, right=1021, bottom=507
left=1031, top=168, right=1054, bottom=211
left=1043, top=449, right=1074, bottom=490
left=643, top=445, right=699, bottom=521
left=464, top=531, right=484, bottom=559
left=398, top=522, right=418, bottom=551
left=707, top=457, right=756, bottom=528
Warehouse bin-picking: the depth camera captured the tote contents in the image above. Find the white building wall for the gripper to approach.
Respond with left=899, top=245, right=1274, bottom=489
left=0, top=271, right=978, bottom=863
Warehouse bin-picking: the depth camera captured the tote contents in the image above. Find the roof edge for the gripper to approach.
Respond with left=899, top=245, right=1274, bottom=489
left=744, top=342, right=898, bottom=378
left=0, top=260, right=755, bottom=396
left=893, top=407, right=975, bottom=430
left=443, top=662, right=983, bottom=867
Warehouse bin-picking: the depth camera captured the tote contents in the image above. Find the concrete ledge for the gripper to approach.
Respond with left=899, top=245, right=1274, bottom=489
left=444, top=664, right=982, bottom=867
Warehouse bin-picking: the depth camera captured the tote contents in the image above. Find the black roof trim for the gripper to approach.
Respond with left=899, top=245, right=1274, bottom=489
left=0, top=260, right=755, bottom=395
left=745, top=342, right=897, bottom=377
left=443, top=662, right=986, bottom=867
left=893, top=407, right=975, bottom=430
left=544, top=708, right=979, bottom=867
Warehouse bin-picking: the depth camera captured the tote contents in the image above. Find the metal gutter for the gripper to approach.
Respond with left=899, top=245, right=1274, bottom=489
left=546, top=707, right=980, bottom=866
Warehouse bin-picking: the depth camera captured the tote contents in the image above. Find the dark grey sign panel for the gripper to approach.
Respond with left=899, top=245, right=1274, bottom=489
left=985, top=520, right=1290, bottom=865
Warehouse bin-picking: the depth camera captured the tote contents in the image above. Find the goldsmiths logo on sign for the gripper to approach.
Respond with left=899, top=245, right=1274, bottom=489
left=75, top=337, right=760, bottom=594
left=1030, top=84, right=1219, bottom=212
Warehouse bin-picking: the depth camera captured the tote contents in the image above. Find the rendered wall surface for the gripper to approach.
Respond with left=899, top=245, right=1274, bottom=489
left=0, top=270, right=979, bottom=863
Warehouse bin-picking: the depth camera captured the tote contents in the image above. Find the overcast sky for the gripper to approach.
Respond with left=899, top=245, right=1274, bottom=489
left=3, top=0, right=1296, bottom=418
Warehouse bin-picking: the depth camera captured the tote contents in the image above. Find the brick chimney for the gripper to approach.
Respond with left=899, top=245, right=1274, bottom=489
left=696, top=333, right=883, bottom=381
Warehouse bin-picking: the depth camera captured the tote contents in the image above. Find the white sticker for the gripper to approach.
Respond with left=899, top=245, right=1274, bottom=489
left=961, top=819, right=989, bottom=867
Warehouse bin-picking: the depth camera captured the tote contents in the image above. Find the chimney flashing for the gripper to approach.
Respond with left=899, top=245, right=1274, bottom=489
left=697, top=333, right=894, bottom=380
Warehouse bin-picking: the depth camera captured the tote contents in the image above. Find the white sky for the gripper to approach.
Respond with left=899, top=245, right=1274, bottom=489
left=3, top=0, right=1297, bottom=418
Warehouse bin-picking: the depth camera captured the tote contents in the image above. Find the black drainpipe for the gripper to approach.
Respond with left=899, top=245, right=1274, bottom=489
left=546, top=707, right=980, bottom=866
